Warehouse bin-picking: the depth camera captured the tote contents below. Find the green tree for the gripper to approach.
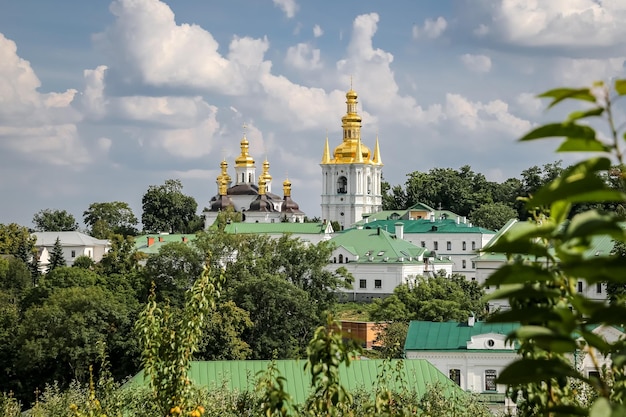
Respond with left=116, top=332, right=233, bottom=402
left=97, top=234, right=138, bottom=276
left=197, top=300, right=252, bottom=360
left=141, top=241, right=204, bottom=307
left=0, top=223, right=36, bottom=256
left=141, top=179, right=198, bottom=233
left=41, top=266, right=98, bottom=289
left=0, top=257, right=31, bottom=302
left=47, top=237, right=66, bottom=272
left=374, top=321, right=408, bottom=359
left=483, top=80, right=626, bottom=415
left=83, top=201, right=138, bottom=238
left=470, top=202, right=518, bottom=230
left=32, top=209, right=78, bottom=232
left=72, top=254, right=95, bottom=269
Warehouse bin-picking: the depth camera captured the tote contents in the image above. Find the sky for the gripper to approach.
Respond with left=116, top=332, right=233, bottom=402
left=1, top=0, right=626, bottom=229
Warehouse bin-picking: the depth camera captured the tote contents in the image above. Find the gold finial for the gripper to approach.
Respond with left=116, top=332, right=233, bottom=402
left=321, top=132, right=331, bottom=164
left=373, top=134, right=383, bottom=165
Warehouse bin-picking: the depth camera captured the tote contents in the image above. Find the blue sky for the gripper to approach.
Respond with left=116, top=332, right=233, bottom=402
left=1, top=0, right=626, bottom=228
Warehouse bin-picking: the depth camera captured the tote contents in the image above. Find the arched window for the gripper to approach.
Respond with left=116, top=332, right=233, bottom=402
left=337, top=176, right=347, bottom=194
left=338, top=254, right=344, bottom=263
left=367, top=176, right=372, bottom=194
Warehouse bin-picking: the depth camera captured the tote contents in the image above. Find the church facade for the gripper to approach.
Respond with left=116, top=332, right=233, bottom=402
left=320, top=88, right=383, bottom=230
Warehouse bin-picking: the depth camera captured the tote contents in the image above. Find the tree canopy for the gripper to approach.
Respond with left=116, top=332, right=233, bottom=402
left=83, top=201, right=138, bottom=238
left=141, top=179, right=199, bottom=233
left=32, top=209, right=79, bottom=232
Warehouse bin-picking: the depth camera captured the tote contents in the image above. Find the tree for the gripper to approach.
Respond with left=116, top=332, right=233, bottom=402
left=97, top=234, right=138, bottom=276
left=32, top=209, right=78, bottom=232
left=47, top=237, right=66, bottom=272
left=482, top=80, right=626, bottom=415
left=72, top=254, right=95, bottom=269
left=0, top=257, right=31, bottom=301
left=141, top=179, right=198, bottom=233
left=83, top=201, right=138, bottom=238
left=374, top=321, right=408, bottom=359
left=469, top=202, right=518, bottom=230
left=141, top=242, right=204, bottom=307
left=0, top=223, right=36, bottom=256
left=197, top=300, right=252, bottom=360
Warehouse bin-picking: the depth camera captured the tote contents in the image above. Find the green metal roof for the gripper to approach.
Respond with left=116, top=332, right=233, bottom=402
left=351, top=218, right=495, bottom=235
left=329, top=228, right=426, bottom=263
left=223, top=222, right=328, bottom=235
left=134, top=234, right=197, bottom=255
left=404, top=320, right=519, bottom=351
left=126, top=359, right=464, bottom=404
left=352, top=210, right=408, bottom=226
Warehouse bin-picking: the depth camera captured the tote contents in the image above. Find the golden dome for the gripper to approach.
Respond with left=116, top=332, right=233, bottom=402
left=282, top=177, right=292, bottom=197
left=332, top=139, right=371, bottom=163
left=260, top=158, right=272, bottom=182
left=235, top=134, right=255, bottom=167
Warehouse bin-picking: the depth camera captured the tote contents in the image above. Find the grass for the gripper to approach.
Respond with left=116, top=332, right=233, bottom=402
left=333, top=302, right=375, bottom=321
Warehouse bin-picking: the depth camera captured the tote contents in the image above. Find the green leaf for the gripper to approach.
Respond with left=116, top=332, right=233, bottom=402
left=497, top=358, right=580, bottom=385
left=520, top=122, right=596, bottom=142
left=538, top=88, right=597, bottom=108
left=557, top=137, right=610, bottom=152
left=566, top=107, right=605, bottom=123
left=615, top=79, right=626, bottom=96
left=487, top=307, right=562, bottom=324
left=561, top=257, right=626, bottom=284
left=484, top=284, right=562, bottom=303
left=485, top=263, right=555, bottom=285
left=565, top=210, right=625, bottom=240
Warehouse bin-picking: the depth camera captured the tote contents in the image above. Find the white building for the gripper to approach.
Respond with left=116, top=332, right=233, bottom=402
left=320, top=87, right=383, bottom=230
left=33, top=231, right=110, bottom=271
left=327, top=227, right=452, bottom=301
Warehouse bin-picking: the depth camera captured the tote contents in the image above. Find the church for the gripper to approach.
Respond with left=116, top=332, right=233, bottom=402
left=204, top=86, right=383, bottom=230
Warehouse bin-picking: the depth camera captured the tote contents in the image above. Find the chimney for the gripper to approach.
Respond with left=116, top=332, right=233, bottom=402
left=468, top=315, right=475, bottom=327
left=147, top=236, right=155, bottom=247
left=182, top=236, right=188, bottom=243
left=377, top=226, right=381, bottom=235
left=158, top=236, right=164, bottom=242
left=363, top=214, right=370, bottom=224
left=456, top=217, right=460, bottom=225
left=395, top=222, right=404, bottom=240
left=430, top=213, right=435, bottom=222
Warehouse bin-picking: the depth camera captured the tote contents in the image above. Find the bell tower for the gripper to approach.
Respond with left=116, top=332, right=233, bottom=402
left=320, top=87, right=383, bottom=230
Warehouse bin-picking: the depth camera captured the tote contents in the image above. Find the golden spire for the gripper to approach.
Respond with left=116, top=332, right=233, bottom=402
left=258, top=177, right=266, bottom=195
left=218, top=176, right=228, bottom=196
left=321, top=131, right=331, bottom=164
left=235, top=123, right=255, bottom=167
left=220, top=158, right=231, bottom=183
left=372, top=134, right=383, bottom=165
left=355, top=137, right=364, bottom=163
left=283, top=177, right=292, bottom=197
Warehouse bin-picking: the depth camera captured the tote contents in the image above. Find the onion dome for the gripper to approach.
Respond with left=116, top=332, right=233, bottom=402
left=235, top=133, right=255, bottom=167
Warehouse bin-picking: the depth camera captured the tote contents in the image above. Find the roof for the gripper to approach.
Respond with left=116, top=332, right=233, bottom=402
left=351, top=218, right=495, bottom=235
left=126, top=359, right=463, bottom=404
left=404, top=320, right=519, bottom=352
left=33, top=231, right=110, bottom=247
left=353, top=210, right=407, bottom=226
left=329, top=227, right=425, bottom=263
left=223, top=222, right=329, bottom=235
left=134, top=234, right=197, bottom=255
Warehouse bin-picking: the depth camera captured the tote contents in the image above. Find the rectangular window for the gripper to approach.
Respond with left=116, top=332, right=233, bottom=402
left=359, top=279, right=367, bottom=289
left=472, top=261, right=476, bottom=269
left=596, top=282, right=602, bottom=294
left=375, top=279, right=382, bottom=289
left=449, top=369, right=461, bottom=386
left=71, top=250, right=76, bottom=258
left=447, top=241, right=452, bottom=250
left=485, top=370, right=497, bottom=391
left=462, top=260, right=467, bottom=269
left=462, top=241, right=466, bottom=250
left=433, top=241, right=438, bottom=250
left=472, top=241, right=476, bottom=250
left=578, top=281, right=583, bottom=293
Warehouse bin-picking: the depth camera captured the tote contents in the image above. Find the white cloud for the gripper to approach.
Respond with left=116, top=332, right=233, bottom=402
left=285, top=43, right=322, bottom=70
left=313, top=24, right=323, bottom=38
left=460, top=54, right=492, bottom=73
left=474, top=24, right=489, bottom=37
left=412, top=16, right=447, bottom=39
left=484, top=0, right=626, bottom=50
left=515, top=92, right=543, bottom=117
left=552, top=57, right=626, bottom=85
left=273, top=0, right=298, bottom=18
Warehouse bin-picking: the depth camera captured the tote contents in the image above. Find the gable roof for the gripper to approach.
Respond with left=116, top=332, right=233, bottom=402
left=127, top=359, right=463, bottom=404
left=352, top=218, right=495, bottom=235
left=404, top=320, right=519, bottom=352
left=223, top=222, right=329, bottom=235
left=329, top=228, right=426, bottom=263
left=134, top=234, right=196, bottom=255
left=33, top=231, right=109, bottom=247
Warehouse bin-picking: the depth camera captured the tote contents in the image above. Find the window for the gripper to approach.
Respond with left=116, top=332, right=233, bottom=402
left=597, top=282, right=603, bottom=294
left=375, top=279, right=382, bottom=289
left=578, top=281, right=583, bottom=293
left=462, top=260, right=467, bottom=269
left=333, top=257, right=337, bottom=263
left=338, top=254, right=344, bottom=264
left=71, top=250, right=76, bottom=258
left=472, top=261, right=476, bottom=269
left=449, top=369, right=461, bottom=386
left=462, top=241, right=466, bottom=250
left=447, top=241, right=452, bottom=250
left=421, top=241, right=426, bottom=248
left=359, top=279, right=367, bottom=289
left=485, top=370, right=497, bottom=391
left=434, top=241, right=438, bottom=250
left=337, top=176, right=347, bottom=194
left=472, top=241, right=476, bottom=250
